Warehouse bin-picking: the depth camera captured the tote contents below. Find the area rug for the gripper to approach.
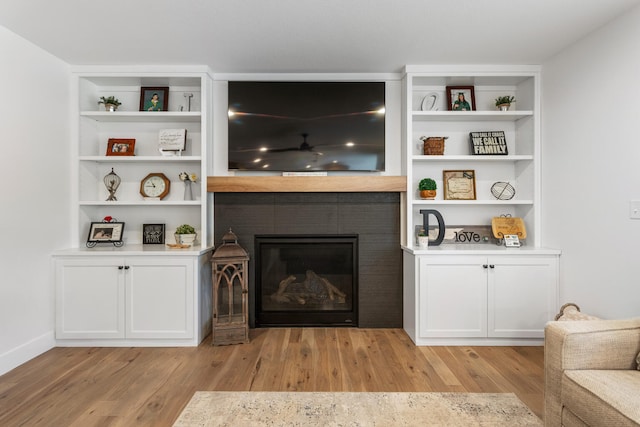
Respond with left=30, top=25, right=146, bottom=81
left=172, top=391, right=542, bottom=426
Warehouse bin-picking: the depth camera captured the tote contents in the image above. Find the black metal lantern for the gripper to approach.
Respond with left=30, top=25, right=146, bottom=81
left=211, top=229, right=250, bottom=345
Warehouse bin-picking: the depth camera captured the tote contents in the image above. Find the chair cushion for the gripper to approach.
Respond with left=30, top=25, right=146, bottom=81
left=562, top=370, right=640, bottom=426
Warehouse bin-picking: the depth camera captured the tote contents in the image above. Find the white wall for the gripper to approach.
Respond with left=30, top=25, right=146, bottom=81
left=542, top=5, right=640, bottom=318
left=0, top=26, right=70, bottom=374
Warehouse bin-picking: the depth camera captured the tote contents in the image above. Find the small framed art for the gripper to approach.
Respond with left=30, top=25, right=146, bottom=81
left=140, top=86, right=169, bottom=112
left=443, top=170, right=476, bottom=200
left=86, top=222, right=125, bottom=247
left=446, top=86, right=476, bottom=111
left=142, top=224, right=165, bottom=244
left=106, top=138, right=136, bottom=156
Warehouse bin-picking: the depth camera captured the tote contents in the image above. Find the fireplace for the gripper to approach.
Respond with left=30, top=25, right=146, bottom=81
left=213, top=192, right=402, bottom=328
left=255, top=234, right=358, bottom=327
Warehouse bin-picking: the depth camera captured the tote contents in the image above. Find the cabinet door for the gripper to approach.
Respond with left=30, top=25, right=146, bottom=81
left=488, top=256, right=558, bottom=338
left=56, top=258, right=125, bottom=339
left=125, top=257, right=194, bottom=339
left=418, top=256, right=487, bottom=338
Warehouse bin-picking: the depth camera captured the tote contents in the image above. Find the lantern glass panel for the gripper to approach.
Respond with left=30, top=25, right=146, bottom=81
left=216, top=272, right=245, bottom=325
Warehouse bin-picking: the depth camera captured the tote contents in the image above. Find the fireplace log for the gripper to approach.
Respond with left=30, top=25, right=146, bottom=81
left=269, top=270, right=346, bottom=305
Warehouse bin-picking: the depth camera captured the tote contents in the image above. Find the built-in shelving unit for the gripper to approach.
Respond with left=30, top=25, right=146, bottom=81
left=402, top=65, right=541, bottom=249
left=71, top=66, right=213, bottom=248
left=53, top=66, right=214, bottom=347
left=401, top=65, right=560, bottom=346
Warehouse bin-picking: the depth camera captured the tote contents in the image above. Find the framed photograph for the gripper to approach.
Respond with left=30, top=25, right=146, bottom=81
left=446, top=86, right=476, bottom=111
left=443, top=170, right=476, bottom=200
left=106, top=138, right=136, bottom=156
left=140, top=86, right=169, bottom=112
left=142, top=223, right=165, bottom=244
left=86, top=222, right=125, bottom=245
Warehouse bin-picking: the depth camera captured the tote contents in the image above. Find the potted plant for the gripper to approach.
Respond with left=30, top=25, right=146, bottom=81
left=175, top=224, right=197, bottom=245
left=418, top=178, right=437, bottom=200
left=495, top=95, right=515, bottom=111
left=98, top=96, right=122, bottom=112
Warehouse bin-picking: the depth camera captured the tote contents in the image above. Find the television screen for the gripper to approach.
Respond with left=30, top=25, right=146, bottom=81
left=227, top=81, right=385, bottom=171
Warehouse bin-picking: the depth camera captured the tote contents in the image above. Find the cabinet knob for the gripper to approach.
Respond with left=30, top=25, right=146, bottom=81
left=489, top=264, right=495, bottom=269
left=118, top=266, right=124, bottom=270
left=483, top=264, right=488, bottom=268
left=124, top=265, right=130, bottom=270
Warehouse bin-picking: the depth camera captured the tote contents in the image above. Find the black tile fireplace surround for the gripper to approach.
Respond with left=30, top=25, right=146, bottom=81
left=214, top=192, right=402, bottom=328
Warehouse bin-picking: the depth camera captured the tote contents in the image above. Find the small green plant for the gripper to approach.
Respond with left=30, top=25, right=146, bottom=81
left=98, top=96, right=122, bottom=106
left=175, top=224, right=196, bottom=234
left=417, top=228, right=427, bottom=236
left=418, top=178, right=437, bottom=191
left=495, top=95, right=515, bottom=106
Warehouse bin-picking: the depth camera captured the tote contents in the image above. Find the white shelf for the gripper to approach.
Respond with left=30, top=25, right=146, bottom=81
left=79, top=200, right=202, bottom=206
left=411, top=199, right=534, bottom=206
left=412, top=155, right=533, bottom=162
left=412, top=111, right=533, bottom=121
left=80, top=111, right=202, bottom=123
left=79, top=156, right=202, bottom=162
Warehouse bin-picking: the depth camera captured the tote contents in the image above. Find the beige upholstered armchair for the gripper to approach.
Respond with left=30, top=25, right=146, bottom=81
left=544, top=318, right=640, bottom=426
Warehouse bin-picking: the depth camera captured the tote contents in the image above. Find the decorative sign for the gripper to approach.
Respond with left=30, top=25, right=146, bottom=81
left=443, top=170, right=476, bottom=200
left=504, top=235, right=521, bottom=247
left=159, top=129, right=187, bottom=153
left=142, top=223, right=165, bottom=244
left=469, top=131, right=508, bottom=155
left=414, top=225, right=497, bottom=245
left=491, top=216, right=527, bottom=240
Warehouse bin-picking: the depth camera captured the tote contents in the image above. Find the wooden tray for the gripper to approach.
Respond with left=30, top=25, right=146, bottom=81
left=491, top=217, right=527, bottom=239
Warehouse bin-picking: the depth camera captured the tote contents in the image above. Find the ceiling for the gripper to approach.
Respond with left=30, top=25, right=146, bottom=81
left=1, top=0, right=639, bottom=74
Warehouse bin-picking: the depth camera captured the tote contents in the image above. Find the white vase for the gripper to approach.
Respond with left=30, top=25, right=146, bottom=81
left=175, top=233, right=197, bottom=245
left=417, top=235, right=429, bottom=249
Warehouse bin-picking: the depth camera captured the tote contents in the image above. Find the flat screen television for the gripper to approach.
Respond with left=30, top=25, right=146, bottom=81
left=227, top=81, right=385, bottom=172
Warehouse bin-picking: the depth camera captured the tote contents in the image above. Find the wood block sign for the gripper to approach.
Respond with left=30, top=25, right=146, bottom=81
left=469, top=131, right=508, bottom=155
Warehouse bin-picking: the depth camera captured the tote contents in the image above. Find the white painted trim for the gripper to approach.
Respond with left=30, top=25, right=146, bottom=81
left=0, top=331, right=55, bottom=376
left=213, top=72, right=402, bottom=81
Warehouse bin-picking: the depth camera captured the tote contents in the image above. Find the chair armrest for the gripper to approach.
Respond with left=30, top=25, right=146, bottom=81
left=544, top=318, right=640, bottom=426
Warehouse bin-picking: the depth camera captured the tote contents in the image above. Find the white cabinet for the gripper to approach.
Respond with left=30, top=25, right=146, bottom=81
left=418, top=255, right=488, bottom=338
left=71, top=66, right=213, bottom=247
left=404, top=251, right=559, bottom=345
left=55, top=257, right=125, bottom=339
left=54, top=251, right=212, bottom=346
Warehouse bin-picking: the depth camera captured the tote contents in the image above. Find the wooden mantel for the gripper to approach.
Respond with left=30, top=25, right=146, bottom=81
left=207, top=176, right=407, bottom=193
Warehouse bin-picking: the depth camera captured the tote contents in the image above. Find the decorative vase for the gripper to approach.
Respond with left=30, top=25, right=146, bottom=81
left=420, top=189, right=436, bottom=200
left=418, top=235, right=429, bottom=249
left=104, top=103, right=118, bottom=112
left=184, top=180, right=194, bottom=201
left=498, top=104, right=511, bottom=111
left=175, top=233, right=197, bottom=245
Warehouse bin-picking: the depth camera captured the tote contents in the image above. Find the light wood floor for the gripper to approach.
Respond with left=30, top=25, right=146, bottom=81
left=0, top=328, right=544, bottom=426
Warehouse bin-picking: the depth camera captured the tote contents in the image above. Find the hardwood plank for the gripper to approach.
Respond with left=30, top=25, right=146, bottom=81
left=207, top=176, right=407, bottom=193
left=0, top=329, right=545, bottom=426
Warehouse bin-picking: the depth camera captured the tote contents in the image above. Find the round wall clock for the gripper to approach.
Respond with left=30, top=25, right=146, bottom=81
left=140, top=173, right=170, bottom=199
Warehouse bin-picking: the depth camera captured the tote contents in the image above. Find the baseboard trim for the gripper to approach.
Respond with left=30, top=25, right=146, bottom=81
left=0, top=331, right=55, bottom=376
